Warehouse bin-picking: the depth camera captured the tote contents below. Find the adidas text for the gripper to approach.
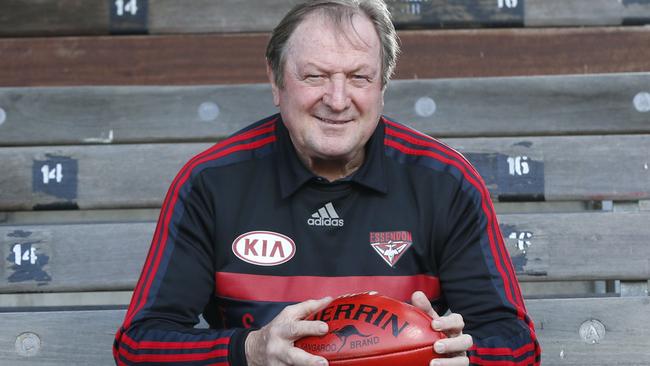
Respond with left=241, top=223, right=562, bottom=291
left=307, top=217, right=344, bottom=227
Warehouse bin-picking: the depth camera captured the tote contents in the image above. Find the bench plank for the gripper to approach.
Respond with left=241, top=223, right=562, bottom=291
left=0, top=222, right=152, bottom=292
left=500, top=212, right=650, bottom=281
left=1, top=27, right=649, bottom=86
left=2, top=73, right=649, bottom=146
left=149, top=0, right=298, bottom=33
left=526, top=0, right=650, bottom=27
left=2, top=211, right=649, bottom=293
left=4, top=1, right=649, bottom=37
left=0, top=0, right=108, bottom=37
left=0, top=297, right=648, bottom=365
left=1, top=135, right=648, bottom=210
left=151, top=0, right=525, bottom=33
left=526, top=297, right=650, bottom=365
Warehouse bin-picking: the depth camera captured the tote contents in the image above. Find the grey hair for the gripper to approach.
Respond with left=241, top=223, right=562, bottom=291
left=266, top=0, right=400, bottom=89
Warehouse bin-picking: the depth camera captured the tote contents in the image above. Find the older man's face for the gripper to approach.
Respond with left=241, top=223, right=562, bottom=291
left=270, top=12, right=384, bottom=166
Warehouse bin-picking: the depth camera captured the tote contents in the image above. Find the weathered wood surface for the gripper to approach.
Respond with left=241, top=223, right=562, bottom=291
left=0, top=297, right=648, bottom=365
left=449, top=135, right=650, bottom=202
left=396, top=27, right=650, bottom=81
left=151, top=0, right=526, bottom=31
left=2, top=73, right=649, bottom=146
left=4, top=0, right=650, bottom=37
left=149, top=0, right=299, bottom=33
left=388, top=0, right=523, bottom=28
left=526, top=297, right=650, bottom=365
left=0, top=0, right=109, bottom=37
left=1, top=134, right=649, bottom=210
left=386, top=74, right=650, bottom=137
left=0, top=222, right=152, bottom=293
left=0, top=84, right=277, bottom=146
left=1, top=211, right=648, bottom=293
left=525, top=0, right=650, bottom=27
left=2, top=27, right=650, bottom=86
left=500, top=212, right=650, bottom=281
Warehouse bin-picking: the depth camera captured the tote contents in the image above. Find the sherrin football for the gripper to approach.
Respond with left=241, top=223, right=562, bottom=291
left=295, top=292, right=447, bottom=366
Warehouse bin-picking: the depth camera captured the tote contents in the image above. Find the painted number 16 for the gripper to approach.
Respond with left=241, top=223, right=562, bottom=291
left=507, top=156, right=530, bottom=176
left=498, top=0, right=518, bottom=8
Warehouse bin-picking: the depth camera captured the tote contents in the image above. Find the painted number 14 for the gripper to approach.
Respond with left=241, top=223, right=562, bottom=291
left=498, top=0, right=518, bottom=8
left=12, top=244, right=38, bottom=266
left=115, top=0, right=138, bottom=16
left=41, top=164, right=63, bottom=184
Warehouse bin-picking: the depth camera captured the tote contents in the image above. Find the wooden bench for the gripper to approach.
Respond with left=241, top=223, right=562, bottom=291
left=1, top=70, right=649, bottom=364
left=1, top=27, right=650, bottom=86
left=3, top=0, right=650, bottom=37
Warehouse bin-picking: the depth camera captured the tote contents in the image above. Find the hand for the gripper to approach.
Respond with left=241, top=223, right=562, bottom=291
left=245, top=296, right=333, bottom=366
left=411, top=291, right=473, bottom=366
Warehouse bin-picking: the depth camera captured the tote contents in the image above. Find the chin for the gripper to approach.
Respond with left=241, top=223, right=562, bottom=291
left=314, top=146, right=356, bottom=160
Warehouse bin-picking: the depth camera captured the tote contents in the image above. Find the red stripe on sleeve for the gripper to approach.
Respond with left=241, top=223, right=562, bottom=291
left=124, top=120, right=277, bottom=327
left=469, top=354, right=537, bottom=366
left=384, top=120, right=539, bottom=364
left=122, top=333, right=229, bottom=350
left=472, top=342, right=536, bottom=357
left=118, top=347, right=228, bottom=363
left=384, top=121, right=525, bottom=311
left=384, top=137, right=520, bottom=310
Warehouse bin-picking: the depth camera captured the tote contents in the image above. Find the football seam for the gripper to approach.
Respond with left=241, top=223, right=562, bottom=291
left=329, top=344, right=433, bottom=362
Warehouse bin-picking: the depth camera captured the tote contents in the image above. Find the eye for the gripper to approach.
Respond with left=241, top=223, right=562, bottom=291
left=306, top=74, right=324, bottom=80
left=352, top=75, right=371, bottom=82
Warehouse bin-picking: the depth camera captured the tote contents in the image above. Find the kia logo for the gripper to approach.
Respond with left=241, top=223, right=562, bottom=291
left=232, top=231, right=296, bottom=266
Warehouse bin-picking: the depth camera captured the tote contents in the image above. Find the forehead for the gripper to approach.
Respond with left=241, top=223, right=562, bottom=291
left=285, top=11, right=381, bottom=70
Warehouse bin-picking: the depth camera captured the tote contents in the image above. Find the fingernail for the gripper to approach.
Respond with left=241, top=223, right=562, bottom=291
left=318, top=358, right=328, bottom=366
left=434, top=341, right=445, bottom=353
left=319, top=323, right=329, bottom=333
left=432, top=319, right=442, bottom=330
left=431, top=360, right=441, bottom=366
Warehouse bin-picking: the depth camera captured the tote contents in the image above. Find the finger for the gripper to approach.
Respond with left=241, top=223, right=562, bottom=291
left=432, top=313, right=465, bottom=336
left=411, top=291, right=439, bottom=319
left=278, top=319, right=329, bottom=340
left=285, top=296, right=334, bottom=320
left=434, top=334, right=473, bottom=355
left=430, top=355, right=470, bottom=366
left=285, top=346, right=329, bottom=366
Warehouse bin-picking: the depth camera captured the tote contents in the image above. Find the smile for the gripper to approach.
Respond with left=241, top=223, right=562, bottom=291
left=316, top=116, right=352, bottom=125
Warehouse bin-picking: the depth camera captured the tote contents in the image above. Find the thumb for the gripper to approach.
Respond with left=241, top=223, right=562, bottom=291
left=411, top=291, right=440, bottom=319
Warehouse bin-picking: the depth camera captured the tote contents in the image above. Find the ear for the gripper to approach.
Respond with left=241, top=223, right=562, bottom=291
left=266, top=62, right=280, bottom=107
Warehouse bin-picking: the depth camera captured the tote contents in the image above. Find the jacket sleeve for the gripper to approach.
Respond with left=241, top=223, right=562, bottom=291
left=433, top=172, right=541, bottom=365
left=114, top=169, right=251, bottom=366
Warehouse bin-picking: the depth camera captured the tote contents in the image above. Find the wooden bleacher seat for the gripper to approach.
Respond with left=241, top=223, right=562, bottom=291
left=1, top=27, right=649, bottom=86
left=1, top=2, right=649, bottom=364
left=2, top=0, right=650, bottom=37
left=1, top=71, right=649, bottom=364
left=1, top=73, right=649, bottom=146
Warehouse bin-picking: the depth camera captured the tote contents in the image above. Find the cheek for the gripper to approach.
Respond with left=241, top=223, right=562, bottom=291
left=282, top=84, right=323, bottom=110
left=351, top=87, right=383, bottom=111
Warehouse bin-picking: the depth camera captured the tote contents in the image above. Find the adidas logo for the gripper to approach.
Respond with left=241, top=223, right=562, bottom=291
left=307, top=202, right=344, bottom=227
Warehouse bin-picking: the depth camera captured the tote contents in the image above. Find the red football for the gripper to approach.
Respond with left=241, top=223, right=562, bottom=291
left=295, top=292, right=447, bottom=366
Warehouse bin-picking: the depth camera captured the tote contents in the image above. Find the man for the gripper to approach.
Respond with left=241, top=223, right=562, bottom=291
left=114, top=1, right=540, bottom=365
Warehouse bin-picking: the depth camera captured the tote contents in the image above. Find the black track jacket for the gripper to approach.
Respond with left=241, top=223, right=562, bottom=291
left=114, top=114, right=540, bottom=365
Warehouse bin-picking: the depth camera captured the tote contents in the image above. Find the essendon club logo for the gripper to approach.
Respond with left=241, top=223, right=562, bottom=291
left=369, top=231, right=412, bottom=267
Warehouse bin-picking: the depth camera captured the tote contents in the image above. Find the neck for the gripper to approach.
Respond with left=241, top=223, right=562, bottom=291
left=298, top=150, right=365, bottom=182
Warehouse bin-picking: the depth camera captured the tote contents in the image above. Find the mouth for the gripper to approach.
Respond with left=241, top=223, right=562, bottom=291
left=315, top=116, right=352, bottom=125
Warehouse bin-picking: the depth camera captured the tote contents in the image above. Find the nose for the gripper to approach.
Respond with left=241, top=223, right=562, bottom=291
left=323, top=75, right=350, bottom=112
